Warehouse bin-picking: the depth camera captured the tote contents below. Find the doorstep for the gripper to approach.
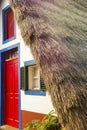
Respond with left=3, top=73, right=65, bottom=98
left=0, top=125, right=18, bottom=130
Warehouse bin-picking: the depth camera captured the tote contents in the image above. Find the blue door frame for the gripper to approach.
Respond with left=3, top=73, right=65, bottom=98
left=0, top=43, right=21, bottom=129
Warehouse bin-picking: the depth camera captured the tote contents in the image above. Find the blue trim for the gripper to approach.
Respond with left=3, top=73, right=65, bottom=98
left=25, top=90, right=46, bottom=96
left=2, top=5, right=16, bottom=44
left=0, top=43, right=21, bottom=129
left=17, top=44, right=21, bottom=130
left=0, top=53, right=1, bottom=124
left=24, top=60, right=46, bottom=96
left=0, top=44, right=19, bottom=53
left=0, top=53, right=4, bottom=124
left=24, top=60, right=35, bottom=66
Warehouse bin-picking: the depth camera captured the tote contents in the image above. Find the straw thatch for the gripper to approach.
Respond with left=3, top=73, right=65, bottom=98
left=8, top=0, right=87, bottom=130
left=0, top=1, right=1, bottom=4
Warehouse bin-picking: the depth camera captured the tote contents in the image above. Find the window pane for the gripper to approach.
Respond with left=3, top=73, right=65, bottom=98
left=33, top=67, right=38, bottom=77
left=28, top=66, right=33, bottom=90
left=33, top=79, right=38, bottom=89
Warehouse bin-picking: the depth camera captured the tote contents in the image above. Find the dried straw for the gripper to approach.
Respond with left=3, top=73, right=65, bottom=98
left=8, top=0, right=87, bottom=129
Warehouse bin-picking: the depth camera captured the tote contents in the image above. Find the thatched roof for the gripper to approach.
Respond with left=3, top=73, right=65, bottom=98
left=8, top=0, right=87, bottom=130
left=9, top=0, right=87, bottom=73
left=0, top=0, right=2, bottom=3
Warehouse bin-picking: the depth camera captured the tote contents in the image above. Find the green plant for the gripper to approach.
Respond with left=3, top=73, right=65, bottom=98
left=24, top=110, right=61, bottom=130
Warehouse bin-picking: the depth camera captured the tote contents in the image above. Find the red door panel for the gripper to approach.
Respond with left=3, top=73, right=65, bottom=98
left=14, top=97, right=18, bottom=121
left=14, top=62, right=18, bottom=93
left=4, top=58, right=18, bottom=128
left=5, top=95, right=14, bottom=122
left=8, top=96, right=14, bottom=119
left=6, top=63, right=14, bottom=92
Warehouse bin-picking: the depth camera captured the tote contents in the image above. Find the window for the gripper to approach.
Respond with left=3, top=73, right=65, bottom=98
left=20, top=60, right=46, bottom=96
left=26, top=64, right=46, bottom=91
left=2, top=6, right=15, bottom=43
left=4, top=49, right=18, bottom=61
left=28, top=65, right=40, bottom=90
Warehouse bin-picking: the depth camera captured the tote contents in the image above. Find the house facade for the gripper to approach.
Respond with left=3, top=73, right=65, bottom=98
left=0, top=0, right=54, bottom=129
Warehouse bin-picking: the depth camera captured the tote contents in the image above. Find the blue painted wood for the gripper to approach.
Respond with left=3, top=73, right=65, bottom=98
left=0, top=52, right=2, bottom=125
left=24, top=60, right=35, bottom=66
left=25, top=90, right=46, bottom=96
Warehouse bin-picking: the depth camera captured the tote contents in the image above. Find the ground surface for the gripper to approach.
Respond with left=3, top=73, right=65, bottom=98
left=0, top=125, right=18, bottom=130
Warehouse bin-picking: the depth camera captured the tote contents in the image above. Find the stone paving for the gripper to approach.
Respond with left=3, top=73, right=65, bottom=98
left=0, top=125, right=18, bottom=130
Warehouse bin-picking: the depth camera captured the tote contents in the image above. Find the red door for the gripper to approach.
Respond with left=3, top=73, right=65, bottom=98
left=4, top=50, right=18, bottom=128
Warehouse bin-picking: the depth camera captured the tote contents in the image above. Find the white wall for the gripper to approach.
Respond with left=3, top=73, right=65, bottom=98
left=17, top=27, right=33, bottom=67
left=0, top=0, right=54, bottom=115
left=21, top=91, right=54, bottom=114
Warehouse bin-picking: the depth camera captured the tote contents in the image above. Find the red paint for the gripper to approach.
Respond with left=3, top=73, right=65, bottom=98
left=21, top=110, right=46, bottom=130
left=5, top=8, right=14, bottom=39
left=4, top=52, right=18, bottom=128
